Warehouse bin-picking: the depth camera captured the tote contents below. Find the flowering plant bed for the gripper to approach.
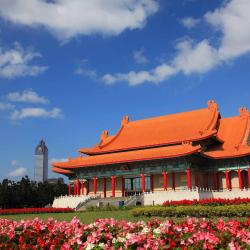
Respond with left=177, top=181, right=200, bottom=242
left=163, top=197, right=250, bottom=207
left=0, top=217, right=249, bottom=249
left=0, top=207, right=74, bottom=215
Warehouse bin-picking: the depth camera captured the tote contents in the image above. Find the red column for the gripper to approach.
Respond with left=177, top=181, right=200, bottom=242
left=150, top=174, right=154, bottom=192
left=194, top=172, right=199, bottom=187
left=111, top=175, right=115, bottom=197
left=82, top=181, right=85, bottom=195
left=73, top=181, right=76, bottom=195
left=68, top=183, right=71, bottom=196
left=186, top=168, right=191, bottom=190
left=172, top=172, right=175, bottom=190
left=225, top=170, right=230, bottom=190
left=121, top=177, right=125, bottom=197
left=77, top=179, right=80, bottom=195
left=248, top=167, right=250, bottom=188
left=163, top=170, right=167, bottom=191
left=93, top=176, right=97, bottom=194
left=103, top=178, right=106, bottom=198
left=238, top=169, right=243, bottom=190
left=141, top=173, right=145, bottom=193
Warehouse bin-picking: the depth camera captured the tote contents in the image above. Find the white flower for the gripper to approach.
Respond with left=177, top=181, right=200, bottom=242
left=153, top=228, right=161, bottom=234
left=141, top=227, right=150, bottom=234
left=117, top=237, right=126, bottom=243
left=98, top=243, right=105, bottom=248
left=86, top=243, right=95, bottom=250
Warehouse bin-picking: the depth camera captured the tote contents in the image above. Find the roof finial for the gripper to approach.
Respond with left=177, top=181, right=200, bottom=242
left=207, top=100, right=218, bottom=111
left=121, top=115, right=129, bottom=126
left=239, top=107, right=249, bottom=117
left=100, top=130, right=109, bottom=141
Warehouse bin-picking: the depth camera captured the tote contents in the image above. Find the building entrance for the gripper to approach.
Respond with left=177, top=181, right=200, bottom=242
left=124, top=176, right=151, bottom=196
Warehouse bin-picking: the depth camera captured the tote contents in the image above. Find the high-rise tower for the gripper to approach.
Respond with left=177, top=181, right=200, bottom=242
left=34, top=139, right=48, bottom=183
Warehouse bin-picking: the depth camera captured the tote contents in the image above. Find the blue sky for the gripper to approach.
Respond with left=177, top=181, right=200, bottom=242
left=0, top=0, right=249, bottom=182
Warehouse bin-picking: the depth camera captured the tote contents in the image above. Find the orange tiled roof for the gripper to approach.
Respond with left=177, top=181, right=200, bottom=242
left=80, top=100, right=219, bottom=155
left=52, top=143, right=201, bottom=169
left=52, top=166, right=74, bottom=174
left=203, top=107, right=250, bottom=159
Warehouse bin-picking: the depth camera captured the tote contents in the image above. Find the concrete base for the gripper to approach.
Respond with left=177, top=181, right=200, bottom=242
left=143, top=190, right=250, bottom=205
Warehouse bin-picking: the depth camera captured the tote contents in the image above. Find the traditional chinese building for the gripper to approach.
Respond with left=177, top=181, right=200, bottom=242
left=52, top=101, right=250, bottom=202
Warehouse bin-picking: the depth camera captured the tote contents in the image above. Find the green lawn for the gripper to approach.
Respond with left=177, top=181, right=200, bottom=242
left=0, top=210, right=139, bottom=224
left=0, top=210, right=247, bottom=224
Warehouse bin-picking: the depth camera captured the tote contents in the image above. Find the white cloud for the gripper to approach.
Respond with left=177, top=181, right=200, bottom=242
left=0, top=43, right=47, bottom=79
left=10, top=107, right=63, bottom=120
left=8, top=160, right=27, bottom=177
left=0, top=102, right=15, bottom=110
left=181, top=17, right=200, bottom=29
left=8, top=167, right=27, bottom=177
left=133, top=49, right=148, bottom=64
left=205, top=0, right=250, bottom=60
left=7, top=89, right=49, bottom=104
left=102, top=0, right=250, bottom=86
left=49, top=158, right=67, bottom=164
left=0, top=0, right=158, bottom=40
left=75, top=59, right=97, bottom=79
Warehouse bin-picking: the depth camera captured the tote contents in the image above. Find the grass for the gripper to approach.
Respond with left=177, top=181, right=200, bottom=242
left=0, top=210, right=247, bottom=224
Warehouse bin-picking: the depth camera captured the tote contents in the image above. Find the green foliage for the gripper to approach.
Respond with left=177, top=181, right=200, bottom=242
left=0, top=176, right=68, bottom=208
left=85, top=204, right=131, bottom=212
left=131, top=204, right=250, bottom=218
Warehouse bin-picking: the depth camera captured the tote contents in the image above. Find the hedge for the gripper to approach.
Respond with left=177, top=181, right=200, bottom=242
left=131, top=204, right=250, bottom=218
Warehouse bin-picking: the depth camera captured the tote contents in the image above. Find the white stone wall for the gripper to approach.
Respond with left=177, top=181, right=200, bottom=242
left=143, top=190, right=250, bottom=205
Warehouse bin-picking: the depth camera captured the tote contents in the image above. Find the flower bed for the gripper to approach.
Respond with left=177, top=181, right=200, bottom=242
left=132, top=204, right=250, bottom=218
left=0, top=217, right=249, bottom=249
left=0, top=207, right=74, bottom=215
left=163, top=198, right=250, bottom=207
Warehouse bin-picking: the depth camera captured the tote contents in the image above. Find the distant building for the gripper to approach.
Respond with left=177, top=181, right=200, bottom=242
left=47, top=177, right=64, bottom=185
left=34, top=139, right=48, bottom=183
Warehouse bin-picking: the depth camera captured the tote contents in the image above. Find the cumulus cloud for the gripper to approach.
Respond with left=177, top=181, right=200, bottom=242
left=10, top=107, right=63, bottom=120
left=0, top=43, right=47, bottom=79
left=8, top=160, right=27, bottom=177
left=7, top=89, right=49, bottom=104
left=0, top=0, right=158, bottom=40
left=102, top=0, right=250, bottom=86
left=181, top=17, right=200, bottom=28
left=0, top=102, right=15, bottom=110
left=133, top=49, right=149, bottom=64
left=205, top=0, right=250, bottom=60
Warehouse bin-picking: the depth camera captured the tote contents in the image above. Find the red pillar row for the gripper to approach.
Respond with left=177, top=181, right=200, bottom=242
left=82, top=181, right=85, bottom=195
left=163, top=170, right=167, bottom=191
left=93, top=176, right=97, bottom=194
left=213, top=172, right=219, bottom=191
left=186, top=168, right=191, bottom=190
left=111, top=175, right=115, bottom=197
left=225, top=170, right=231, bottom=190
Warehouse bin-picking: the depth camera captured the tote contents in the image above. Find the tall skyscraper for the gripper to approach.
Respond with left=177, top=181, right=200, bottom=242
left=34, top=139, right=48, bottom=183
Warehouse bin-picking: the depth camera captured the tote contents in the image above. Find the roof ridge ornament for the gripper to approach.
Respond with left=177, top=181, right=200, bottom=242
left=98, top=130, right=109, bottom=147
left=239, top=107, right=249, bottom=117
left=121, top=115, right=129, bottom=126
left=207, top=100, right=218, bottom=111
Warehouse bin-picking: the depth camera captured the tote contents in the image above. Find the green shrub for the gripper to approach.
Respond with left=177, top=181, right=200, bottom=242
left=131, top=204, right=250, bottom=218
